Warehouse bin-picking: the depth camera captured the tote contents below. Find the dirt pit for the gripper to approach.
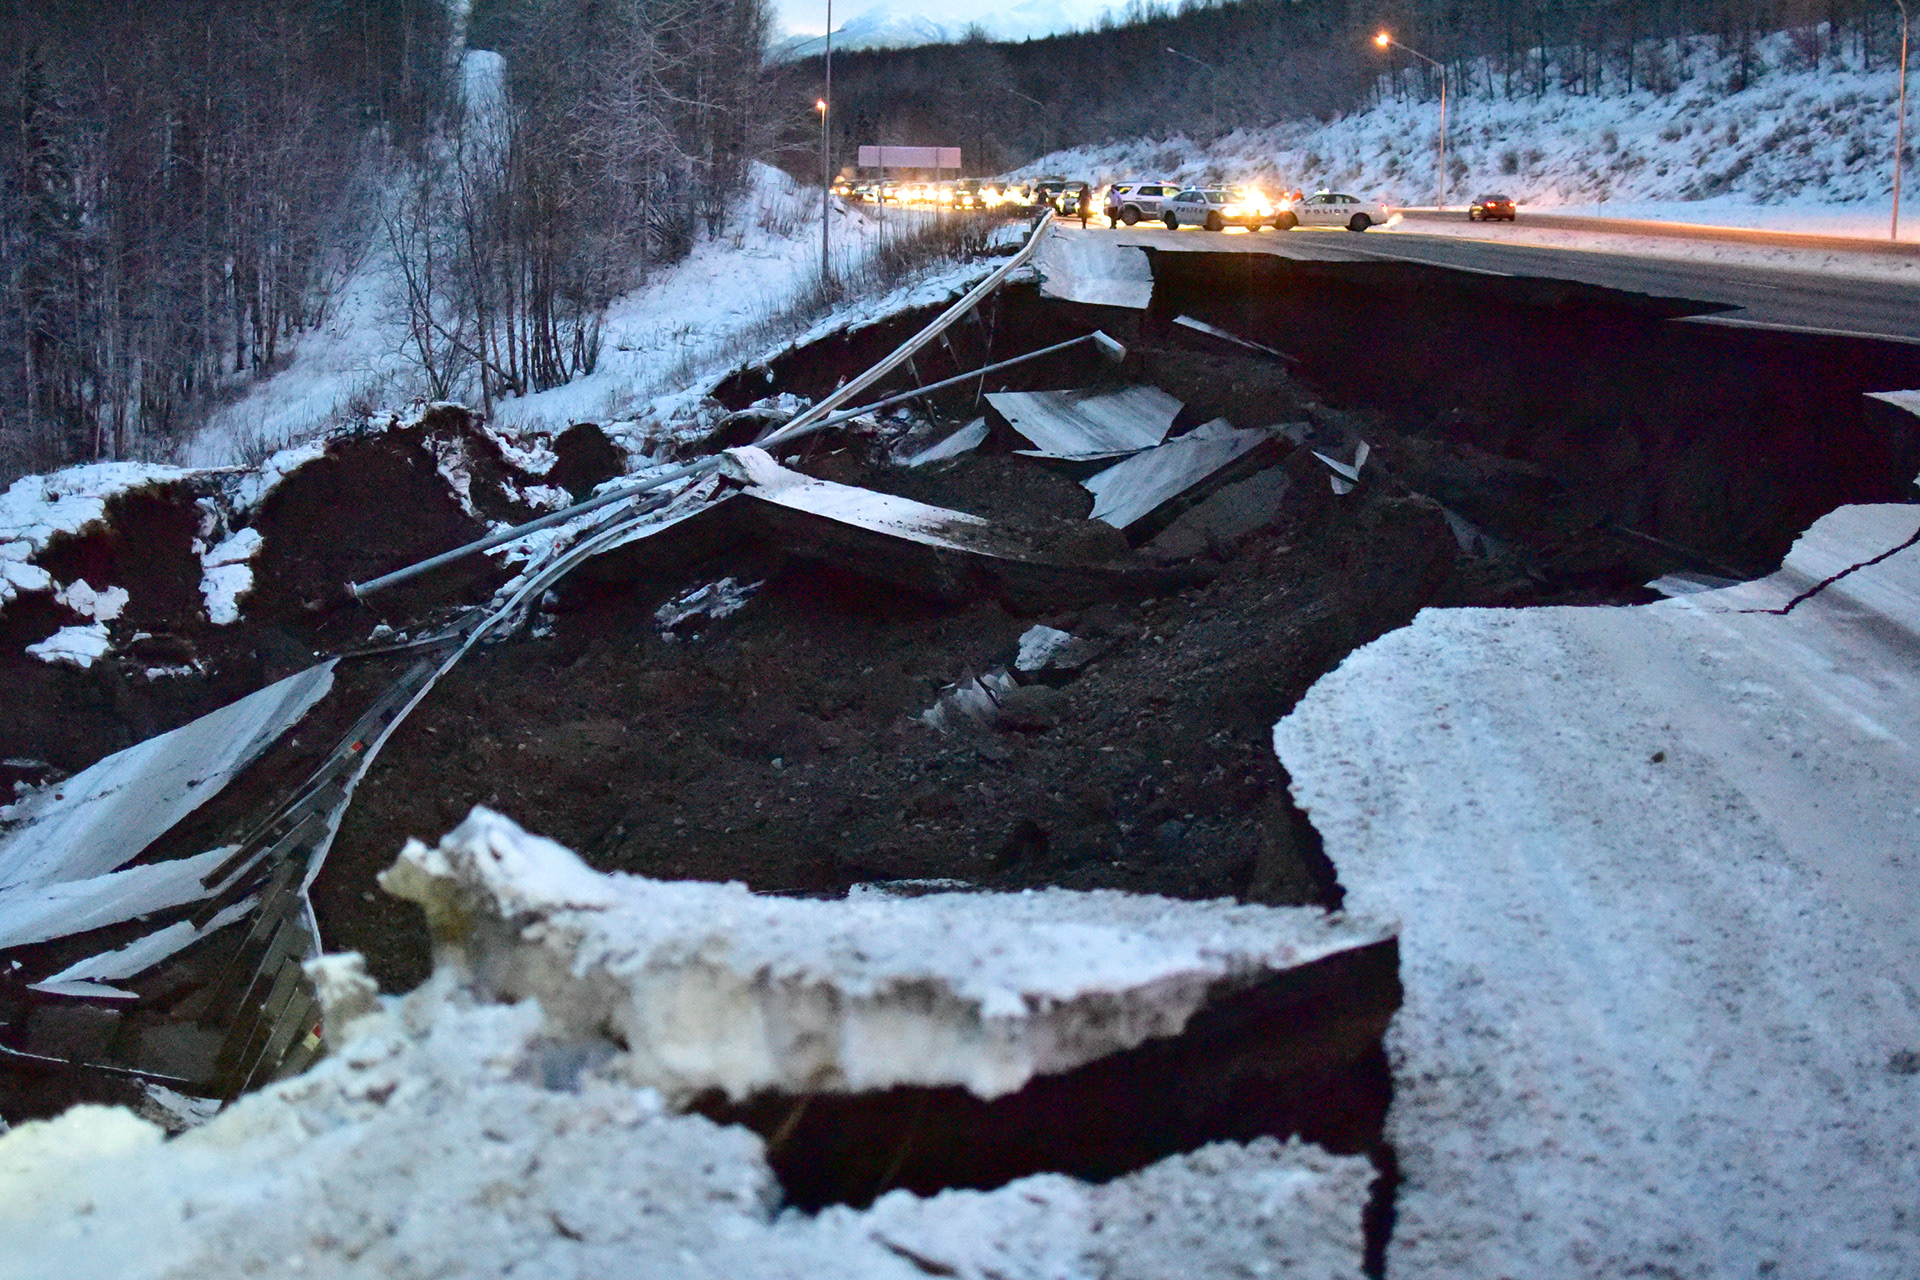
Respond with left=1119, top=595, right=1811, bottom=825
left=308, top=302, right=1696, bottom=992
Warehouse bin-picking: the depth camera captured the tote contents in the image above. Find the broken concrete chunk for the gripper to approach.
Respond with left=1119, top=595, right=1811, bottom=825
left=0, top=972, right=1374, bottom=1279
left=899, top=419, right=989, bottom=467
left=920, top=669, right=1020, bottom=733
left=1014, top=624, right=1074, bottom=672
left=1013, top=624, right=1111, bottom=677
left=1083, top=419, right=1275, bottom=533
left=380, top=808, right=1397, bottom=1104
left=986, top=386, right=1182, bottom=461
left=1311, top=440, right=1370, bottom=496
left=0, top=661, right=336, bottom=894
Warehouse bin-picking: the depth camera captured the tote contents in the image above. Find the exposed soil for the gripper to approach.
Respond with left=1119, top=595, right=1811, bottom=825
left=308, top=298, right=1699, bottom=993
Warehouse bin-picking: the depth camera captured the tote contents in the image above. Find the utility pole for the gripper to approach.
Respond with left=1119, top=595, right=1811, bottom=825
left=821, top=0, right=833, bottom=282
left=1375, top=32, right=1448, bottom=211
left=1007, top=87, right=1047, bottom=158
left=1164, top=46, right=1218, bottom=137
left=1897, top=0, right=1911, bottom=240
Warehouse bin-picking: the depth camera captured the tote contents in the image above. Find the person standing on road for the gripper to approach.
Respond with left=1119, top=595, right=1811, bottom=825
left=1077, top=182, right=1092, bottom=228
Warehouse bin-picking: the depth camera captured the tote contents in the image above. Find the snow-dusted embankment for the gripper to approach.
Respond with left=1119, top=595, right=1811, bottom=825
left=1021, top=29, right=1920, bottom=234
left=1275, top=499, right=1920, bottom=1277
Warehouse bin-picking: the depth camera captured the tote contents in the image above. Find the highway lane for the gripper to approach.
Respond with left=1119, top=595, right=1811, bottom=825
left=1394, top=207, right=1920, bottom=257
left=1084, top=223, right=1920, bottom=343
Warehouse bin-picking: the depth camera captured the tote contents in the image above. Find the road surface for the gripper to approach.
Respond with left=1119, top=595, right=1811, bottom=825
left=1081, top=223, right=1920, bottom=343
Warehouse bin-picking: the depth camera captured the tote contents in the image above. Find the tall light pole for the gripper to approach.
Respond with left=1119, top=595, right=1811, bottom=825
left=1897, top=0, right=1911, bottom=240
left=1007, top=86, right=1049, bottom=159
left=1375, top=32, right=1448, bottom=211
left=1165, top=46, right=1219, bottom=136
left=821, top=0, right=833, bottom=282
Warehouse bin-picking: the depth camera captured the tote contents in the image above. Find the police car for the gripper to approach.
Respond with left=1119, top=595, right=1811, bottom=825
left=1160, top=187, right=1276, bottom=230
left=1274, top=190, right=1392, bottom=232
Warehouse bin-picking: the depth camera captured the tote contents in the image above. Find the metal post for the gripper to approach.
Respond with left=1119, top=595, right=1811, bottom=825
left=1377, top=35, right=1448, bottom=211
left=1165, top=47, right=1218, bottom=136
left=1898, top=0, right=1911, bottom=240
left=821, top=0, right=833, bottom=278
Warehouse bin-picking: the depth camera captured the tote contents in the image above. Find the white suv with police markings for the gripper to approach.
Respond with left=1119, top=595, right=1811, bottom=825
left=1275, top=190, right=1392, bottom=232
left=1106, top=181, right=1182, bottom=225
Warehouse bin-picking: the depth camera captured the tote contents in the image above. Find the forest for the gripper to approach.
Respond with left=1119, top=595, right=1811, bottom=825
left=0, top=0, right=772, bottom=478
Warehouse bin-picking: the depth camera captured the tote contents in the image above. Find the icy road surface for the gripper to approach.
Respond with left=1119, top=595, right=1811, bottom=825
left=1275, top=501, right=1920, bottom=1278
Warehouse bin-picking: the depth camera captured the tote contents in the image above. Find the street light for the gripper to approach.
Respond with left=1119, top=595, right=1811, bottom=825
left=821, top=0, right=834, bottom=281
left=1896, top=0, right=1911, bottom=240
left=1007, top=87, right=1051, bottom=158
left=1165, top=46, right=1219, bottom=135
left=1375, top=31, right=1448, bottom=211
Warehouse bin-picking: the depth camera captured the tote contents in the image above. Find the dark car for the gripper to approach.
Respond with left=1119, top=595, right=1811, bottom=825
left=1469, top=194, right=1516, bottom=222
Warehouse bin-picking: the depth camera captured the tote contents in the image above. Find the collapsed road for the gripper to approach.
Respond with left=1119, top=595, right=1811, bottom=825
left=1, top=215, right=1917, bottom=1276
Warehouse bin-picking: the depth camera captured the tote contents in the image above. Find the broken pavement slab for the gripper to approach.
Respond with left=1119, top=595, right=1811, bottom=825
left=1274, top=500, right=1920, bottom=1278
left=898, top=418, right=989, bottom=467
left=0, top=808, right=1383, bottom=1279
left=984, top=386, right=1182, bottom=463
left=1147, top=465, right=1294, bottom=563
left=588, top=446, right=1179, bottom=611
left=381, top=807, right=1398, bottom=1103
left=1033, top=230, right=1157, bottom=309
left=1083, top=418, right=1279, bottom=535
left=0, top=662, right=336, bottom=895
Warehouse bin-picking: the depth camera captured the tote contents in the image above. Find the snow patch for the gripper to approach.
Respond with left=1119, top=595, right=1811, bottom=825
left=653, top=577, right=764, bottom=637
left=52, top=580, right=129, bottom=622
left=198, top=527, right=264, bottom=626
left=0, top=464, right=189, bottom=610
left=24, top=624, right=111, bottom=669
left=0, top=972, right=1371, bottom=1278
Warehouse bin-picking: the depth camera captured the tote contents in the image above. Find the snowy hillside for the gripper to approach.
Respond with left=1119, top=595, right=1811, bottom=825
left=182, top=164, right=894, bottom=468
left=1014, top=30, right=1917, bottom=226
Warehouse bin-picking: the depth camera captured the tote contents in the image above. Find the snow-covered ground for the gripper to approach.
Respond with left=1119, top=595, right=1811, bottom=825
left=1017, top=29, right=1920, bottom=240
left=182, top=165, right=904, bottom=469
left=1274, top=496, right=1920, bottom=1277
